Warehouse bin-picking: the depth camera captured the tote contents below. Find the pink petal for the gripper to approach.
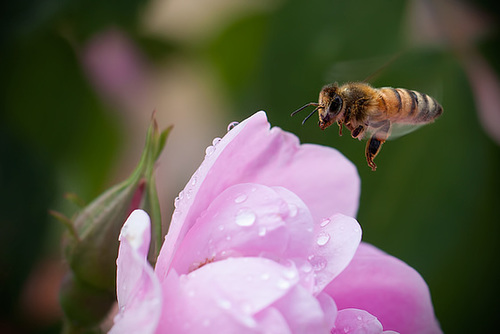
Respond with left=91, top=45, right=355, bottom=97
left=157, top=257, right=302, bottom=333
left=316, top=292, right=338, bottom=330
left=156, top=111, right=360, bottom=278
left=110, top=210, right=162, bottom=334
left=324, top=243, right=442, bottom=334
left=331, top=308, right=384, bottom=334
left=271, top=284, right=335, bottom=333
left=169, top=183, right=314, bottom=274
left=309, top=214, right=362, bottom=293
left=254, top=308, right=292, bottom=334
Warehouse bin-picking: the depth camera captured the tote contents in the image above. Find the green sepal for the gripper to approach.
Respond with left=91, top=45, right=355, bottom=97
left=59, top=115, right=171, bottom=330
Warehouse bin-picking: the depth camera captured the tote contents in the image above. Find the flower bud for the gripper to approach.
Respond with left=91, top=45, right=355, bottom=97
left=57, top=116, right=170, bottom=331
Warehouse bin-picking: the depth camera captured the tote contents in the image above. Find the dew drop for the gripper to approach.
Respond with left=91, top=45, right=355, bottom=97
left=234, top=194, right=247, bottom=203
left=301, top=262, right=313, bottom=273
left=320, top=218, right=331, bottom=227
left=217, top=225, right=224, bottom=231
left=283, top=268, right=297, bottom=280
left=235, top=209, right=256, bottom=227
left=212, top=137, right=221, bottom=146
left=227, top=121, right=239, bottom=131
left=191, top=176, right=197, bottom=186
left=258, top=226, right=267, bottom=236
left=277, top=279, right=291, bottom=290
left=174, top=196, right=180, bottom=208
left=218, top=299, right=232, bottom=309
left=205, top=145, right=215, bottom=156
left=316, top=232, right=330, bottom=246
left=309, top=255, right=327, bottom=271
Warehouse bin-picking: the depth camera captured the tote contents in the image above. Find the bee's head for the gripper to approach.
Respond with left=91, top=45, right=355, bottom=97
left=318, top=83, right=344, bottom=130
left=291, top=82, right=344, bottom=128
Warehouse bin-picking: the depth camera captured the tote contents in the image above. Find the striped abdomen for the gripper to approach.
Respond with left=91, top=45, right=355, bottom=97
left=379, top=87, right=443, bottom=124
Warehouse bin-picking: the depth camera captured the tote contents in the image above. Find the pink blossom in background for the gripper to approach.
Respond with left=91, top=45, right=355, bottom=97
left=81, top=28, right=152, bottom=114
left=109, top=112, right=442, bottom=334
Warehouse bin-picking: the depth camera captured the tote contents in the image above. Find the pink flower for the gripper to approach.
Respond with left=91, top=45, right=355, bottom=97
left=109, top=112, right=441, bottom=334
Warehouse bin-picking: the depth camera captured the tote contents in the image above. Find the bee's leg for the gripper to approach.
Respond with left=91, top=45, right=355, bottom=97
left=365, top=121, right=391, bottom=171
left=366, top=138, right=382, bottom=171
left=351, top=125, right=365, bottom=139
left=337, top=120, right=343, bottom=136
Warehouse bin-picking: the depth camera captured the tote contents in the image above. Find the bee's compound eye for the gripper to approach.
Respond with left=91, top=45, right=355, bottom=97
left=329, top=95, right=342, bottom=114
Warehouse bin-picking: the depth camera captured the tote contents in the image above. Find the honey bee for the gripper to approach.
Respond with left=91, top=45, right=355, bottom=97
left=292, top=82, right=443, bottom=171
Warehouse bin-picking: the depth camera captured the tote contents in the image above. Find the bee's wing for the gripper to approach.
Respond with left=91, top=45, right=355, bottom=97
left=325, top=54, right=401, bottom=84
left=362, top=122, right=425, bottom=141
left=387, top=123, right=425, bottom=140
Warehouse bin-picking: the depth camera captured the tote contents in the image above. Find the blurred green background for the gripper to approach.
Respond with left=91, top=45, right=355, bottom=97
left=1, top=0, right=499, bottom=333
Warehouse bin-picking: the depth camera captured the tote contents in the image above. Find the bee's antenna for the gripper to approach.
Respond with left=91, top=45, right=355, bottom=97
left=290, top=102, right=319, bottom=117
left=301, top=106, right=320, bottom=125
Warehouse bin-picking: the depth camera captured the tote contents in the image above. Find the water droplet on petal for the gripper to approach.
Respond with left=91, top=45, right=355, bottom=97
left=320, top=218, right=331, bottom=227
left=309, top=255, right=327, bottom=271
left=258, top=226, right=267, bottom=236
left=174, top=196, right=180, bottom=208
left=218, top=299, right=232, bottom=309
left=227, top=121, right=239, bottom=131
left=191, top=176, right=197, bottom=186
left=288, top=203, right=298, bottom=217
left=283, top=268, right=297, bottom=280
left=234, top=194, right=247, bottom=203
left=301, top=262, right=313, bottom=273
left=218, top=225, right=224, bottom=231
left=277, top=279, right=291, bottom=290
left=316, top=232, right=330, bottom=246
left=235, top=208, right=256, bottom=227
left=205, top=145, right=215, bottom=156
left=212, top=137, right=221, bottom=146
